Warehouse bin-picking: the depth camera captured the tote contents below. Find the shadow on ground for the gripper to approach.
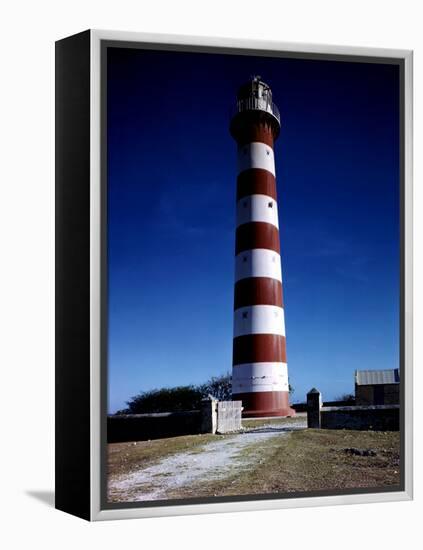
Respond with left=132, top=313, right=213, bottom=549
left=26, top=490, right=55, bottom=507
left=243, top=426, right=305, bottom=435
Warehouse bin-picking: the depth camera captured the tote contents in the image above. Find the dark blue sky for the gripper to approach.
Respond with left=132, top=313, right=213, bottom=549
left=107, top=47, right=400, bottom=413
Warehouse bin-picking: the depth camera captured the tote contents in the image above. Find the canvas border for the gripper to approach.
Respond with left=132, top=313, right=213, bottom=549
left=55, top=29, right=92, bottom=520
left=88, top=30, right=413, bottom=521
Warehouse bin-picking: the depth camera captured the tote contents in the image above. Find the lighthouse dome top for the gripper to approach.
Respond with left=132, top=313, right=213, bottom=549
left=230, top=76, right=281, bottom=140
left=237, top=75, right=272, bottom=100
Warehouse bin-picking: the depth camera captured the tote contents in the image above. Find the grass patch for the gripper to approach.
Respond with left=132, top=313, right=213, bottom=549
left=242, top=416, right=305, bottom=429
left=165, top=429, right=400, bottom=500
left=108, top=433, right=230, bottom=478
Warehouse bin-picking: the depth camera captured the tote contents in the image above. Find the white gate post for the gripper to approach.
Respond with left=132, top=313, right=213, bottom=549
left=200, top=397, right=218, bottom=434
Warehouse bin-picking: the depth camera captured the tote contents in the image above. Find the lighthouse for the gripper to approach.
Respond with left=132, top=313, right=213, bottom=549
left=230, top=76, right=295, bottom=418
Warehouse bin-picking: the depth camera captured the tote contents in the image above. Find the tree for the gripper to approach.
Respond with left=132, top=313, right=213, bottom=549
left=334, top=393, right=355, bottom=403
left=199, top=372, right=232, bottom=401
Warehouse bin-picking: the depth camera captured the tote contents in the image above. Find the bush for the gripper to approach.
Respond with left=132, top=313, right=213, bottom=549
left=334, top=393, right=355, bottom=403
left=120, top=385, right=204, bottom=414
left=118, top=372, right=232, bottom=414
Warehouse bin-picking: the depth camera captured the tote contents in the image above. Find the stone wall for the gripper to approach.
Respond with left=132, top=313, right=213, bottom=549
left=107, top=411, right=202, bottom=443
left=321, top=405, right=399, bottom=431
left=108, top=398, right=242, bottom=443
left=293, top=399, right=355, bottom=413
left=306, top=388, right=400, bottom=431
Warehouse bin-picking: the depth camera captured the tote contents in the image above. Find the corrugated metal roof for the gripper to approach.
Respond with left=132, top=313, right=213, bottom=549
left=355, top=369, right=400, bottom=386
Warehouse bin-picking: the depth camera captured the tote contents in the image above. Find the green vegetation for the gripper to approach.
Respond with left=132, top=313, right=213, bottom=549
left=108, top=433, right=232, bottom=478
left=108, top=425, right=400, bottom=501
left=116, top=374, right=295, bottom=414
left=115, top=373, right=232, bottom=414
left=176, top=429, right=400, bottom=499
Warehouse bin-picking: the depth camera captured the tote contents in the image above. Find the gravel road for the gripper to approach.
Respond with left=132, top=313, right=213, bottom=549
left=108, top=418, right=306, bottom=502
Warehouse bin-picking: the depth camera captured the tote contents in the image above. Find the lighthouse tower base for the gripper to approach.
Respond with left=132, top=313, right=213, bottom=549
left=234, top=391, right=296, bottom=418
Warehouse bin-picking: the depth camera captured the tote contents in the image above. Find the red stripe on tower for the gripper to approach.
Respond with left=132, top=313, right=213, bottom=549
left=230, top=76, right=295, bottom=418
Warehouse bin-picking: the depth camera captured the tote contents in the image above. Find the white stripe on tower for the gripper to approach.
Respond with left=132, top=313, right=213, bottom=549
left=234, top=249, right=282, bottom=282
left=236, top=194, right=279, bottom=228
left=238, top=142, right=276, bottom=175
left=232, top=362, right=289, bottom=393
left=233, top=305, right=286, bottom=337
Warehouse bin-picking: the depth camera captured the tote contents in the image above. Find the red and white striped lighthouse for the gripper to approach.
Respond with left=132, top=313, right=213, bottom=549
left=230, top=76, right=295, bottom=418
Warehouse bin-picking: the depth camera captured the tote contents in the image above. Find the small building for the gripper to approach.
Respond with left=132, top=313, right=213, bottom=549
left=355, top=369, right=400, bottom=406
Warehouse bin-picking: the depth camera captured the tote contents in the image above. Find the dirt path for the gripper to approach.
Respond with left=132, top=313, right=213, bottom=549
left=108, top=418, right=306, bottom=502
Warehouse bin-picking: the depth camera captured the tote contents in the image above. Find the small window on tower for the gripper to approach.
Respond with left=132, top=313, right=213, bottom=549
left=242, top=311, right=248, bottom=319
left=243, top=200, right=248, bottom=208
left=268, top=201, right=273, bottom=208
left=243, top=256, right=248, bottom=263
left=266, top=149, right=270, bottom=156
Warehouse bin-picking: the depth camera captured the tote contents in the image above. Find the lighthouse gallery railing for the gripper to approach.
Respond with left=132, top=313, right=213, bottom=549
left=234, top=97, right=281, bottom=125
